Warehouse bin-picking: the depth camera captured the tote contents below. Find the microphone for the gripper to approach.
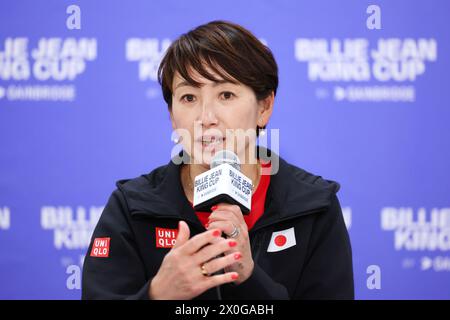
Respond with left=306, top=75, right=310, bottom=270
left=193, top=150, right=252, bottom=214
left=192, top=150, right=251, bottom=300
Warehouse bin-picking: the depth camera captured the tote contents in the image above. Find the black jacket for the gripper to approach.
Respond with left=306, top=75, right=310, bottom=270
left=82, top=148, right=354, bottom=300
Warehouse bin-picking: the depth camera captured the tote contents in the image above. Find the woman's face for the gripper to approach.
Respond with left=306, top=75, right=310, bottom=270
left=169, top=66, right=273, bottom=169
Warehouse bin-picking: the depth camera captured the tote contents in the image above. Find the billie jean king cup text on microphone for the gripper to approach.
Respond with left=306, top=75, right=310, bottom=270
left=193, top=150, right=253, bottom=214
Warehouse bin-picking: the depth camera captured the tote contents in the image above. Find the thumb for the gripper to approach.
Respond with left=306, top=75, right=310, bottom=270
left=172, top=220, right=190, bottom=249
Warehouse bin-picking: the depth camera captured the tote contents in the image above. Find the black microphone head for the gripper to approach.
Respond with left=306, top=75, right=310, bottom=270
left=210, top=150, right=241, bottom=171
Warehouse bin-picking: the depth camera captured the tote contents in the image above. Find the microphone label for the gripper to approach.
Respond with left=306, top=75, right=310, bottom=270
left=193, top=164, right=252, bottom=212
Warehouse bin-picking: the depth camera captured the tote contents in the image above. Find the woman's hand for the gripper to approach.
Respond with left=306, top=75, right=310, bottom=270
left=206, top=204, right=254, bottom=284
left=148, top=221, right=241, bottom=300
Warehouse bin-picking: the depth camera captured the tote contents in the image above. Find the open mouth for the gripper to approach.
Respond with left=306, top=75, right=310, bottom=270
left=198, top=136, right=225, bottom=148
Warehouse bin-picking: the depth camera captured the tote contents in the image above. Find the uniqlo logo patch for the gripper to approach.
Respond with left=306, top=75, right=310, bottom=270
left=90, top=237, right=110, bottom=257
left=267, top=227, right=296, bottom=252
left=156, top=227, right=178, bottom=248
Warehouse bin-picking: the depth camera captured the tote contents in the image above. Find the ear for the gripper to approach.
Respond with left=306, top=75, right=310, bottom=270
left=257, top=91, right=275, bottom=128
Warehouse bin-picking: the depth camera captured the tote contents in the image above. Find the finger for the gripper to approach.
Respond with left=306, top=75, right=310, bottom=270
left=202, top=272, right=239, bottom=291
left=202, top=252, right=242, bottom=275
left=212, top=204, right=244, bottom=221
left=194, top=238, right=237, bottom=264
left=208, top=211, right=243, bottom=237
left=172, top=220, right=190, bottom=250
left=225, top=204, right=247, bottom=225
left=178, top=228, right=222, bottom=255
left=206, top=220, right=235, bottom=237
left=208, top=209, right=239, bottom=225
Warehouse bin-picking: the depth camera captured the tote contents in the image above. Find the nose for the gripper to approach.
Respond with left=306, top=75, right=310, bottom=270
left=199, top=100, right=218, bottom=127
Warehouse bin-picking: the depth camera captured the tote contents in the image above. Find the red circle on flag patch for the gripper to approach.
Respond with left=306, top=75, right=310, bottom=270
left=274, top=235, right=287, bottom=247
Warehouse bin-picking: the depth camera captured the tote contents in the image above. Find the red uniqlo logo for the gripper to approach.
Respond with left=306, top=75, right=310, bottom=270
left=156, top=227, right=178, bottom=248
left=90, top=237, right=110, bottom=257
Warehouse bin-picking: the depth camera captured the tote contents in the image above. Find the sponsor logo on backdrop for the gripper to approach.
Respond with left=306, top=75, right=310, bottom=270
left=381, top=207, right=450, bottom=272
left=125, top=38, right=170, bottom=99
left=0, top=37, right=97, bottom=102
left=420, top=256, right=450, bottom=272
left=295, top=38, right=437, bottom=102
left=0, top=207, right=11, bottom=230
left=40, top=206, right=103, bottom=249
left=125, top=38, right=171, bottom=81
left=39, top=206, right=102, bottom=290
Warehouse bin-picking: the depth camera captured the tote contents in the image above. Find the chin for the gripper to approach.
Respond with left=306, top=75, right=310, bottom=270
left=190, top=146, right=214, bottom=167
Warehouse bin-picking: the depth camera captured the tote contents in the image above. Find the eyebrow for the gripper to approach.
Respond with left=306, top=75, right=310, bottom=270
left=174, top=79, right=234, bottom=91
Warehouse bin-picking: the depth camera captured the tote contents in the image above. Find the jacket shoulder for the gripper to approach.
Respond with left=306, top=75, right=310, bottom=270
left=115, top=163, right=169, bottom=193
left=110, top=163, right=179, bottom=215
left=284, top=161, right=341, bottom=194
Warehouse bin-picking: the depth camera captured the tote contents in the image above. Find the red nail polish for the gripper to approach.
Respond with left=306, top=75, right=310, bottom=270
left=231, top=273, right=239, bottom=280
left=234, top=253, right=242, bottom=260
left=211, top=205, right=218, bottom=211
left=213, top=230, right=221, bottom=237
left=228, top=241, right=237, bottom=247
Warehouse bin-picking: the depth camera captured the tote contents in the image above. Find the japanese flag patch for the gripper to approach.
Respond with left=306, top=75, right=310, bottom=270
left=267, top=227, right=296, bottom=252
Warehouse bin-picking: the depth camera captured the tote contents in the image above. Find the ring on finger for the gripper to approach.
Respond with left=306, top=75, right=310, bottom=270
left=200, top=263, right=209, bottom=277
left=227, top=224, right=240, bottom=238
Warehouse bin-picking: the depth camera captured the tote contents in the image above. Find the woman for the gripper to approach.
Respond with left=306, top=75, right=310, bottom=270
left=82, top=20, right=354, bottom=300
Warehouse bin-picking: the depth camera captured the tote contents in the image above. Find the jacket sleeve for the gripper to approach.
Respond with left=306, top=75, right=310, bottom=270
left=82, top=189, right=150, bottom=300
left=222, top=263, right=290, bottom=299
left=294, top=193, right=354, bottom=299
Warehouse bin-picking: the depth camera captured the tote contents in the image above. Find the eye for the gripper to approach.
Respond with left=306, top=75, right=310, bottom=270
left=220, top=91, right=235, bottom=100
left=180, top=94, right=196, bottom=103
